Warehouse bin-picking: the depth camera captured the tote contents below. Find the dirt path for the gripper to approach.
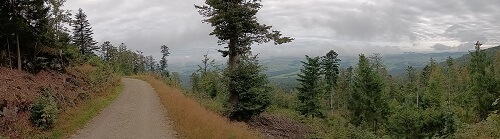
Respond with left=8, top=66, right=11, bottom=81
left=71, top=78, right=176, bottom=139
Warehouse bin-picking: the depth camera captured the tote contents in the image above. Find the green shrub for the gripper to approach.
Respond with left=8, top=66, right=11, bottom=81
left=31, top=89, right=59, bottom=130
left=455, top=114, right=500, bottom=138
left=270, top=87, right=297, bottom=110
left=349, top=127, right=378, bottom=139
left=63, top=44, right=84, bottom=65
left=306, top=115, right=351, bottom=139
left=86, top=56, right=113, bottom=87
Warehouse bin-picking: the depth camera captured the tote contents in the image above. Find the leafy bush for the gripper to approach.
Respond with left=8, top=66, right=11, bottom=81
left=31, top=89, right=59, bottom=130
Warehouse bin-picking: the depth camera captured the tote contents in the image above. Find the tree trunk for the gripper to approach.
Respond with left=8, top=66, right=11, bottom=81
left=7, top=38, right=12, bottom=69
left=16, top=34, right=21, bottom=70
left=228, top=37, right=240, bottom=109
left=330, top=89, right=334, bottom=113
left=416, top=91, right=419, bottom=107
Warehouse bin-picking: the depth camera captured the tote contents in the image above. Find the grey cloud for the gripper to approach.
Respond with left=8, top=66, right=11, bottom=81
left=431, top=42, right=477, bottom=51
left=65, top=0, right=500, bottom=64
left=456, top=42, right=476, bottom=51
left=432, top=43, right=453, bottom=51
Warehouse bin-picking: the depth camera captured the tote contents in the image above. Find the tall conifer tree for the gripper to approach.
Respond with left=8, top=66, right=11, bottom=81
left=195, top=0, right=293, bottom=117
left=297, top=56, right=324, bottom=117
left=349, top=54, right=387, bottom=131
left=322, top=50, right=341, bottom=110
left=72, top=8, right=97, bottom=55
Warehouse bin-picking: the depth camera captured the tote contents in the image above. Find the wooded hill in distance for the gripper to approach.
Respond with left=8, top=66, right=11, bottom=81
left=171, top=47, right=500, bottom=89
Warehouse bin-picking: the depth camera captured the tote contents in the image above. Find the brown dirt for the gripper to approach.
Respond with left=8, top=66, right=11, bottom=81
left=248, top=114, right=314, bottom=139
left=70, top=78, right=176, bottom=139
left=0, top=67, right=88, bottom=138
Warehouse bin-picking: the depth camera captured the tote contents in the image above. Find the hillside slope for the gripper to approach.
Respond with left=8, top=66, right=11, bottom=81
left=451, top=45, right=500, bottom=66
left=0, top=67, right=89, bottom=137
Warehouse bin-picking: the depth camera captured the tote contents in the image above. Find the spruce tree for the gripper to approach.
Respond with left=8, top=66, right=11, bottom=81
left=100, top=41, right=117, bottom=62
left=195, top=0, right=292, bottom=117
left=47, top=0, right=72, bottom=39
left=72, top=8, right=97, bottom=55
left=0, top=0, right=51, bottom=70
left=190, top=72, right=201, bottom=92
left=133, top=50, right=146, bottom=74
left=405, top=66, right=418, bottom=104
left=420, top=59, right=436, bottom=87
left=322, top=50, right=341, bottom=110
left=145, top=55, right=155, bottom=72
left=369, top=53, right=388, bottom=76
left=335, top=66, right=354, bottom=109
left=118, top=43, right=127, bottom=52
left=445, top=57, right=459, bottom=104
left=468, top=41, right=498, bottom=119
left=349, top=54, right=387, bottom=131
left=297, top=56, right=324, bottom=117
left=160, top=45, right=170, bottom=77
left=228, top=55, right=271, bottom=121
left=421, top=61, right=445, bottom=108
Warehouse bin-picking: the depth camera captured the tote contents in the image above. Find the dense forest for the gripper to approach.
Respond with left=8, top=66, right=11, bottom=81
left=1, top=0, right=500, bottom=138
left=0, top=0, right=171, bottom=76
left=188, top=43, right=500, bottom=138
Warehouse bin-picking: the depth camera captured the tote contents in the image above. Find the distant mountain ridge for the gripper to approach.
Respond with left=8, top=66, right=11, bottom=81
left=449, top=45, right=500, bottom=66
left=170, top=46, right=499, bottom=89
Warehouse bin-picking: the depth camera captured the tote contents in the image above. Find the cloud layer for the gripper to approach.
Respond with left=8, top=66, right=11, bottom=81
left=64, top=0, right=500, bottom=64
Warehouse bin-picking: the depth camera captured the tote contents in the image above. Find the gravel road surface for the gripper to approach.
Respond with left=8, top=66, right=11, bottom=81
left=71, top=78, right=176, bottom=139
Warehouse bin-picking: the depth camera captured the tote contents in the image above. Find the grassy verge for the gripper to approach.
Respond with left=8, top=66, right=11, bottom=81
left=133, top=75, right=259, bottom=139
left=32, top=78, right=124, bottom=139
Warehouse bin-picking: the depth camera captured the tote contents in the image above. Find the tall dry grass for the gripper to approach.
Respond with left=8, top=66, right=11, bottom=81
left=133, top=75, right=259, bottom=139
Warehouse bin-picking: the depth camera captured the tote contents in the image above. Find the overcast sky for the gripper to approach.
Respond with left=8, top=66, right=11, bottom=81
left=64, top=0, right=500, bottom=64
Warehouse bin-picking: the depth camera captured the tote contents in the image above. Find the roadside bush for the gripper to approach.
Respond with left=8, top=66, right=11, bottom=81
left=86, top=56, right=113, bottom=87
left=31, top=89, right=59, bottom=130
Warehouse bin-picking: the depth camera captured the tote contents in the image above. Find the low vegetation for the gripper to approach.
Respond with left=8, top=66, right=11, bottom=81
left=184, top=45, right=500, bottom=138
left=133, top=75, right=259, bottom=139
left=33, top=78, right=123, bottom=139
left=30, top=88, right=59, bottom=130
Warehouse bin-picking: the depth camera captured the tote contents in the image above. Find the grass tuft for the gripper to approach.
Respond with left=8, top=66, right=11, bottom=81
left=133, top=75, right=259, bottom=139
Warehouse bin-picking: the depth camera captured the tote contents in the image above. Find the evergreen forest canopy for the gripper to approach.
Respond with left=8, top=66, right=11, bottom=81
left=0, top=0, right=499, bottom=138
